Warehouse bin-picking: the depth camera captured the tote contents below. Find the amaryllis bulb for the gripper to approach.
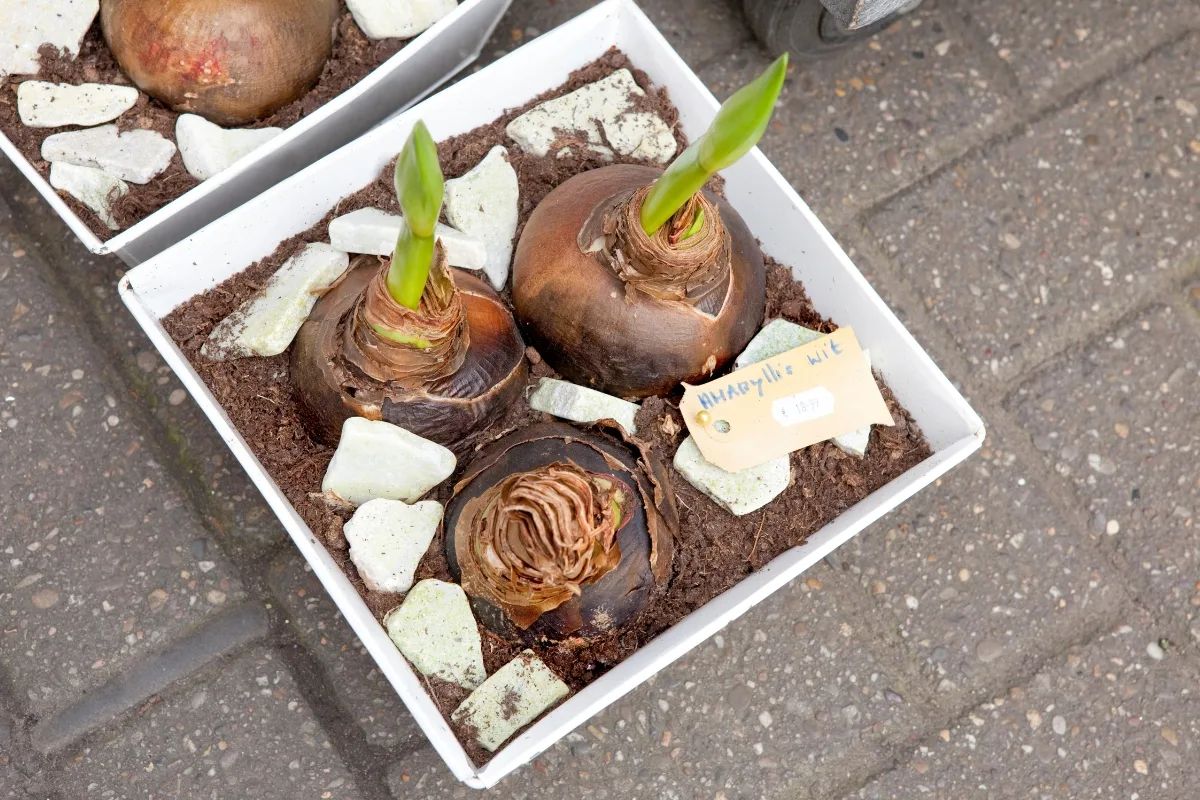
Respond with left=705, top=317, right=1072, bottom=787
left=100, top=0, right=340, bottom=125
left=291, top=251, right=526, bottom=455
left=445, top=422, right=677, bottom=643
left=512, top=164, right=766, bottom=399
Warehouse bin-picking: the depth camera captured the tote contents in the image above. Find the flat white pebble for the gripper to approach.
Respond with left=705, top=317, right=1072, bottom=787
left=452, top=650, right=569, bottom=751
left=322, top=417, right=456, bottom=506
left=176, top=114, right=282, bottom=181
left=345, top=499, right=443, bottom=594
left=346, top=0, right=456, bottom=39
left=327, top=207, right=487, bottom=270
left=528, top=377, right=640, bottom=433
left=385, top=579, right=485, bottom=690
left=17, top=81, right=138, bottom=128
left=506, top=69, right=676, bottom=163
left=0, top=0, right=98, bottom=78
left=202, top=242, right=348, bottom=360
left=734, top=318, right=825, bottom=371
left=443, top=146, right=519, bottom=290
left=673, top=436, right=790, bottom=516
left=42, top=124, right=176, bottom=184
left=49, top=161, right=128, bottom=230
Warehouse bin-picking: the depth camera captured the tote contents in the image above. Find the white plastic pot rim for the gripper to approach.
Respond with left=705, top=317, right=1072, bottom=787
left=119, top=0, right=984, bottom=788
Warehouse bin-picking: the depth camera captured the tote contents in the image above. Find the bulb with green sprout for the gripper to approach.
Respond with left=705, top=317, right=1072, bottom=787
left=511, top=54, right=788, bottom=399
left=291, top=121, right=527, bottom=453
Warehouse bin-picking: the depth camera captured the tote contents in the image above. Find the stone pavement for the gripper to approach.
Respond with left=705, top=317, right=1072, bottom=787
left=1, top=0, right=1197, bottom=797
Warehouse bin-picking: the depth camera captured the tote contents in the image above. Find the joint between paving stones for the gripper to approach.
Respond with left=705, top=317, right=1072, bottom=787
left=0, top=163, right=261, bottom=558
left=826, top=488, right=1128, bottom=800
left=236, top=544, right=404, bottom=799
left=31, top=603, right=269, bottom=756
left=845, top=595, right=1133, bottom=796
left=941, top=0, right=1024, bottom=101
left=993, top=299, right=1200, bottom=647
left=849, top=27, right=1200, bottom=254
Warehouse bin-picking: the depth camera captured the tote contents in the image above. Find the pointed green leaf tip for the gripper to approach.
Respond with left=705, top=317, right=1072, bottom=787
left=640, top=53, right=788, bottom=236
left=387, top=121, right=445, bottom=310
left=394, top=120, right=444, bottom=239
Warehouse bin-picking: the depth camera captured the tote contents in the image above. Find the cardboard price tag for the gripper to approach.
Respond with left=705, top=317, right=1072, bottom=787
left=680, top=327, right=893, bottom=472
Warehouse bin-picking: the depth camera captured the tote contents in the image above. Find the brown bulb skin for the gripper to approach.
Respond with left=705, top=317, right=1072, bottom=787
left=290, top=256, right=527, bottom=457
left=445, top=422, right=677, bottom=644
left=101, top=0, right=339, bottom=125
left=512, top=164, right=766, bottom=399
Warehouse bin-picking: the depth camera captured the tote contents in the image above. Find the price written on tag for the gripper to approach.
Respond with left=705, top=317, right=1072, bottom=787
left=680, top=326, right=893, bottom=472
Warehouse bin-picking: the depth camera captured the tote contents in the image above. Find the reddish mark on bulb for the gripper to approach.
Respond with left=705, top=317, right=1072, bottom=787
left=137, top=28, right=232, bottom=87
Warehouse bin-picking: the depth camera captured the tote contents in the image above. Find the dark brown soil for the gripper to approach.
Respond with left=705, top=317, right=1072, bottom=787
left=162, top=51, right=931, bottom=765
left=0, top=3, right=413, bottom=240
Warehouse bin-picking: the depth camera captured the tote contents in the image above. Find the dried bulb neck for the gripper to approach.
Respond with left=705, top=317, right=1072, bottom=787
left=343, top=245, right=470, bottom=388
left=582, top=186, right=731, bottom=305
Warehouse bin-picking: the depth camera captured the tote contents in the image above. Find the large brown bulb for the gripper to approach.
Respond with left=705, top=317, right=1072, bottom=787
left=290, top=255, right=527, bottom=456
left=445, top=422, right=677, bottom=644
left=512, top=164, right=766, bottom=399
left=100, top=0, right=339, bottom=125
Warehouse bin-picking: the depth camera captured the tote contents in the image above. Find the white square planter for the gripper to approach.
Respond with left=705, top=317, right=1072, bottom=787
left=118, top=0, right=985, bottom=788
left=0, top=0, right=511, bottom=266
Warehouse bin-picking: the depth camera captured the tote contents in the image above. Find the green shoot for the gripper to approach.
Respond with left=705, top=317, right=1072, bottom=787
left=639, top=53, right=788, bottom=237
left=386, top=120, right=445, bottom=310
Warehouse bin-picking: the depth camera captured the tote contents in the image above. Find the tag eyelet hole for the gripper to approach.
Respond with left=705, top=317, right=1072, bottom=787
left=714, top=420, right=731, bottom=434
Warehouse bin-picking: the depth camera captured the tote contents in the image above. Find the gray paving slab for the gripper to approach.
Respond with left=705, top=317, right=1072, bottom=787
left=847, top=609, right=1200, bottom=800
left=0, top=771, right=16, bottom=800
left=844, top=424, right=1123, bottom=707
left=56, top=646, right=362, bottom=800
left=1008, top=303, right=1200, bottom=630
left=0, top=719, right=18, bottom=800
left=865, top=34, right=1200, bottom=383
left=473, top=0, right=749, bottom=72
left=968, top=0, right=1200, bottom=103
left=0, top=159, right=289, bottom=556
left=389, top=564, right=936, bottom=800
left=0, top=202, right=247, bottom=722
left=268, top=550, right=422, bottom=750
left=697, top=3, right=1012, bottom=230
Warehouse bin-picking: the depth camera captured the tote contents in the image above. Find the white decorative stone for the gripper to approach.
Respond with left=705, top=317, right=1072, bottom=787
left=528, top=377, right=640, bottom=434
left=176, top=114, right=282, bottom=181
left=452, top=650, right=569, bottom=752
left=202, top=242, right=349, bottom=360
left=673, top=436, right=790, bottom=516
left=322, top=417, right=456, bottom=506
left=385, top=579, right=485, bottom=690
left=327, top=207, right=487, bottom=270
left=345, top=499, right=442, bottom=594
left=41, top=124, right=176, bottom=184
left=733, top=318, right=825, bottom=370
left=600, top=112, right=677, bottom=163
left=443, top=146, right=519, bottom=291
left=735, top=319, right=876, bottom=457
left=0, top=0, right=98, bottom=78
left=48, top=161, right=127, bottom=230
left=506, top=69, right=676, bottom=163
left=17, top=81, right=138, bottom=128
left=346, top=0, right=456, bottom=39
